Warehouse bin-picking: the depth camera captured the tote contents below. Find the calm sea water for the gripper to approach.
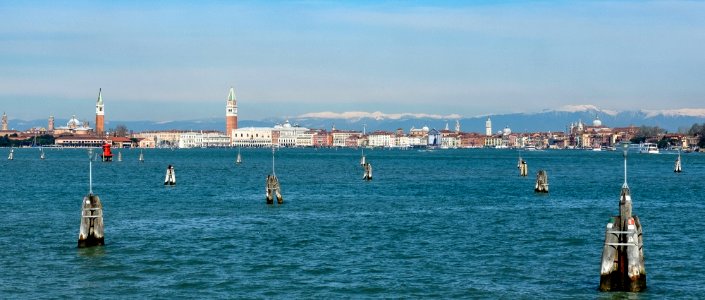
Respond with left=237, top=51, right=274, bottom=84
left=1, top=147, right=704, bottom=298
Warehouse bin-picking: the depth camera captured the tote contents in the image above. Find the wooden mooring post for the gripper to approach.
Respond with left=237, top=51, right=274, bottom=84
left=534, top=170, right=548, bottom=193
left=599, top=143, right=646, bottom=292
left=518, top=157, right=528, bottom=176
left=266, top=147, right=283, bottom=204
left=363, top=162, right=373, bottom=181
left=78, top=149, right=105, bottom=248
left=164, top=165, right=176, bottom=185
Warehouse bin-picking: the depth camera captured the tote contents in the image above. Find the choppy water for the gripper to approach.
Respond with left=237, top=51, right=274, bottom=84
left=1, top=147, right=704, bottom=298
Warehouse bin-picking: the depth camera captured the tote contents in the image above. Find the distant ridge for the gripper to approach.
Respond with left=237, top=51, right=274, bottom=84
left=7, top=105, right=705, bottom=133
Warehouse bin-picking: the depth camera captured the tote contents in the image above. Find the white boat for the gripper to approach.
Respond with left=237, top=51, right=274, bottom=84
left=138, top=150, right=144, bottom=162
left=639, top=143, right=659, bottom=154
left=8, top=148, right=14, bottom=160
left=236, top=147, right=242, bottom=164
left=525, top=145, right=537, bottom=151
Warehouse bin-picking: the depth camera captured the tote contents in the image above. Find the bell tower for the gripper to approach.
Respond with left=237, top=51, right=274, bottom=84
left=95, top=89, right=105, bottom=135
left=1, top=112, right=7, bottom=131
left=485, top=117, right=492, bottom=136
left=226, top=87, right=238, bottom=138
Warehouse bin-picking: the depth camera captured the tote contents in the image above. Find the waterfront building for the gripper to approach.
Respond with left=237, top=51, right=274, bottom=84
left=225, top=87, right=238, bottom=139
left=460, top=133, right=486, bottom=148
left=274, top=120, right=309, bottom=147
left=408, top=136, right=426, bottom=147
left=133, top=130, right=188, bottom=147
left=395, top=135, right=411, bottom=148
left=95, top=89, right=105, bottom=136
left=312, top=130, right=330, bottom=147
left=368, top=131, right=394, bottom=148
left=232, top=127, right=274, bottom=147
left=55, top=136, right=104, bottom=147
left=138, top=138, right=155, bottom=148
left=441, top=133, right=461, bottom=149
left=331, top=130, right=362, bottom=147
left=107, top=137, right=135, bottom=148
left=178, top=131, right=231, bottom=148
left=295, top=131, right=315, bottom=147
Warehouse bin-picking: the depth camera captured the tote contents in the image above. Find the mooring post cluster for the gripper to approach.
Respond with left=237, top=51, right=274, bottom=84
left=599, top=143, right=646, bottom=292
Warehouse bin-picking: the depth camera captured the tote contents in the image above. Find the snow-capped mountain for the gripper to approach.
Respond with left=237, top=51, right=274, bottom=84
left=6, top=105, right=705, bottom=133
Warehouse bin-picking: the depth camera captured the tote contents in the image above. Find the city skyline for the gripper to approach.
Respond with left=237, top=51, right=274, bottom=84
left=2, top=1, right=705, bottom=121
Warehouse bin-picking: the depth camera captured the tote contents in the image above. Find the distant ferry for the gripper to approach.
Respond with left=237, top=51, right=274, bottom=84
left=639, top=143, right=659, bottom=154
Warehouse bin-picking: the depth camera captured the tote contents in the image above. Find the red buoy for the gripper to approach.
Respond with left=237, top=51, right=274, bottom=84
left=102, top=142, right=113, bottom=162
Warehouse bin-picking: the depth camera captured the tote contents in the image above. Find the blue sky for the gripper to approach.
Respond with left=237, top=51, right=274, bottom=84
left=1, top=1, right=704, bottom=121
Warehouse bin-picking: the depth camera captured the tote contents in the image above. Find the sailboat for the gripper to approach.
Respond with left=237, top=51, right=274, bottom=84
left=40, top=147, right=45, bottom=160
left=8, top=148, right=14, bottom=160
left=138, top=150, right=144, bottom=162
left=674, top=151, right=682, bottom=173
left=117, top=151, right=122, bottom=162
left=236, top=147, right=242, bottom=164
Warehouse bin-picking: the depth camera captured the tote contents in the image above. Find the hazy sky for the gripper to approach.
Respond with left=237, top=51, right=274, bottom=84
left=1, top=1, right=704, bottom=121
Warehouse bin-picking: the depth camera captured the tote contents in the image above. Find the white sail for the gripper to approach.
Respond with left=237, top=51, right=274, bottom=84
left=236, top=148, right=242, bottom=164
left=8, top=149, right=13, bottom=160
left=138, top=150, right=144, bottom=162
left=40, top=148, right=45, bottom=160
left=118, top=151, right=122, bottom=162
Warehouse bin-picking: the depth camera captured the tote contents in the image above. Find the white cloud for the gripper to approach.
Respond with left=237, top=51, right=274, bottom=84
left=298, top=111, right=462, bottom=121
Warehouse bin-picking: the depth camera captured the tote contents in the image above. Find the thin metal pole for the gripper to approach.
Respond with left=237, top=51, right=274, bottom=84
left=272, top=147, right=276, bottom=176
left=89, top=149, right=93, bottom=194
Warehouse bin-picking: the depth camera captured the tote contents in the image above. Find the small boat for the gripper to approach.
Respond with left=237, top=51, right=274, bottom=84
left=639, top=143, right=659, bottom=154
left=525, top=145, right=537, bottom=151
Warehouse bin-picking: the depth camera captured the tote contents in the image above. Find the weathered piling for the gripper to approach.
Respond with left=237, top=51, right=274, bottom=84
left=266, top=174, right=283, bottom=204
left=266, top=147, right=283, bottom=204
left=164, top=165, right=176, bottom=185
left=534, top=169, right=548, bottom=193
left=78, top=194, right=105, bottom=248
left=78, top=148, right=104, bottom=248
left=599, top=143, right=646, bottom=292
left=518, top=158, right=528, bottom=176
left=674, top=153, right=682, bottom=173
left=363, top=162, right=373, bottom=181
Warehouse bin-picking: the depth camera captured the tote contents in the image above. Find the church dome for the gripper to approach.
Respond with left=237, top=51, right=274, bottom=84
left=422, top=126, right=429, bottom=132
left=593, top=117, right=602, bottom=127
left=283, top=120, right=292, bottom=128
left=67, top=115, right=81, bottom=128
left=502, top=126, right=512, bottom=135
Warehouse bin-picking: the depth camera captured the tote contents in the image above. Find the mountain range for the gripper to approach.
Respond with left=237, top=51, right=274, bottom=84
left=8, top=105, right=705, bottom=134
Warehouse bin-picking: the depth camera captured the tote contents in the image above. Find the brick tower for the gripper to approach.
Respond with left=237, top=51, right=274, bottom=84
left=226, top=87, right=238, bottom=138
left=95, top=88, right=104, bottom=135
